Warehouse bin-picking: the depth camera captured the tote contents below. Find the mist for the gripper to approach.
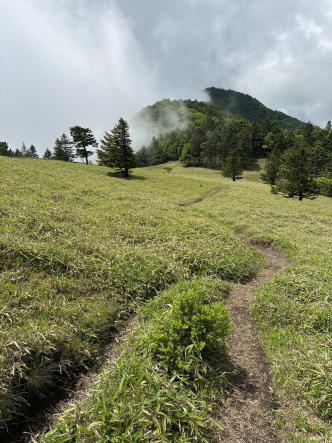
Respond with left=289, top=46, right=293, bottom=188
left=1, top=0, right=332, bottom=154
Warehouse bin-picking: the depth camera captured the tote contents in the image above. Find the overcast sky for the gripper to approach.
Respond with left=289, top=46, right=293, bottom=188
left=1, top=0, right=332, bottom=153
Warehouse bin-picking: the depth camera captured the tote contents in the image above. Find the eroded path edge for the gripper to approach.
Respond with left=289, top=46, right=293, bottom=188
left=216, top=235, right=290, bottom=442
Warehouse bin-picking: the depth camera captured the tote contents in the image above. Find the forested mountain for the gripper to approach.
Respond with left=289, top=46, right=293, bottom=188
left=135, top=97, right=296, bottom=169
left=205, top=87, right=305, bottom=130
left=135, top=91, right=332, bottom=199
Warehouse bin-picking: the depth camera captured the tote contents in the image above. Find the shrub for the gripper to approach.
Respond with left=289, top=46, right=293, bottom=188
left=315, top=177, right=332, bottom=197
left=147, top=287, right=230, bottom=380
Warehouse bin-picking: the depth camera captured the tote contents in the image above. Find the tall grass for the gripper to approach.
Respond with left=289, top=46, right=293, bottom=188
left=0, top=158, right=260, bottom=429
left=188, top=166, right=332, bottom=440
left=42, top=279, right=231, bottom=442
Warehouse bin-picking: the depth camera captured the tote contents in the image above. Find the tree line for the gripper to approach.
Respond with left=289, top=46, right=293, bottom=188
left=0, top=119, right=136, bottom=177
left=135, top=100, right=332, bottom=200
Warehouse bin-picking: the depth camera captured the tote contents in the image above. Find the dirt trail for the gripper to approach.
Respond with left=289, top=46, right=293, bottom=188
left=6, top=318, right=137, bottom=443
left=217, top=235, right=290, bottom=442
left=179, top=186, right=222, bottom=206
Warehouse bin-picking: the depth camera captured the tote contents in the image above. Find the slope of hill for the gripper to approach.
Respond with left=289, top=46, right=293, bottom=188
left=1, top=157, right=331, bottom=442
left=0, top=157, right=260, bottom=439
left=206, top=87, right=306, bottom=130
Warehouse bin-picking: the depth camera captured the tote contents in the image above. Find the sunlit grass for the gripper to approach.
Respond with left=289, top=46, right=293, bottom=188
left=0, top=157, right=260, bottom=428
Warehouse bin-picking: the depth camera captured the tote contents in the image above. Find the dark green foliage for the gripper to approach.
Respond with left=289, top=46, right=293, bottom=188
left=148, top=136, right=168, bottom=165
left=180, top=140, right=201, bottom=166
left=97, top=118, right=136, bottom=177
left=221, top=149, right=243, bottom=181
left=0, top=142, right=12, bottom=157
left=147, top=287, right=230, bottom=379
left=13, top=148, right=23, bottom=157
left=135, top=145, right=150, bottom=166
left=53, top=134, right=74, bottom=162
left=315, top=177, right=332, bottom=196
left=43, top=148, right=53, bottom=160
left=309, top=141, right=330, bottom=178
left=206, top=87, right=305, bottom=130
left=325, top=120, right=331, bottom=131
left=26, top=145, right=39, bottom=158
left=303, top=122, right=315, bottom=146
left=277, top=139, right=317, bottom=200
left=261, top=147, right=281, bottom=185
left=70, top=126, right=97, bottom=165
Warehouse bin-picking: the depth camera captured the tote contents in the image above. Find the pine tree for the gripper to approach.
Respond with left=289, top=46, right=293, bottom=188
left=149, top=137, right=168, bottom=165
left=277, top=139, right=316, bottom=201
left=53, top=134, right=74, bottom=161
left=0, top=142, right=11, bottom=156
left=261, top=147, right=281, bottom=185
left=13, top=148, right=23, bottom=157
left=325, top=120, right=331, bottom=131
left=26, top=145, right=39, bottom=158
left=97, top=118, right=136, bottom=177
left=70, top=126, right=97, bottom=165
left=221, top=149, right=243, bottom=181
left=43, top=148, right=53, bottom=159
left=309, top=141, right=329, bottom=178
left=21, top=142, right=28, bottom=157
left=303, top=122, right=315, bottom=146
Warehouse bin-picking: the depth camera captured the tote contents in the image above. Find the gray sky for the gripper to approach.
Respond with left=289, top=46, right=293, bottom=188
left=1, top=0, right=332, bottom=153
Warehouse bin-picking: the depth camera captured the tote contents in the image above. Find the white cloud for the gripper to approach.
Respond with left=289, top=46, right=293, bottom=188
left=1, top=0, right=332, bottom=154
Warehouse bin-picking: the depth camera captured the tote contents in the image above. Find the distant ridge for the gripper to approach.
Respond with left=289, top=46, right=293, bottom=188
left=205, top=87, right=305, bottom=130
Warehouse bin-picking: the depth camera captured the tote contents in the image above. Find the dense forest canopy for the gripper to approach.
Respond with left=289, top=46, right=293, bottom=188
left=205, top=87, right=305, bottom=131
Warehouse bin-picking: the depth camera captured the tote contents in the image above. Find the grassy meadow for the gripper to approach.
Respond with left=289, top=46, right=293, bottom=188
left=0, top=156, right=331, bottom=441
left=0, top=157, right=260, bottom=432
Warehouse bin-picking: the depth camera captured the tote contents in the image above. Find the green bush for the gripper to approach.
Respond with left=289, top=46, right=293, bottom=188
left=147, top=288, right=230, bottom=379
left=42, top=279, right=232, bottom=442
left=315, top=177, right=332, bottom=197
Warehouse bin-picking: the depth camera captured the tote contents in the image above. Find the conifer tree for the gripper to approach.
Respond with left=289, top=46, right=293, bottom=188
left=261, top=147, right=281, bottom=185
left=21, top=142, right=28, bottom=157
left=13, top=148, right=23, bottom=157
left=0, top=142, right=11, bottom=156
left=97, top=118, right=136, bottom=177
left=70, top=126, right=97, bottom=165
left=43, top=148, right=53, bottom=159
left=26, top=145, right=39, bottom=158
left=277, top=139, right=316, bottom=201
left=325, top=120, right=331, bottom=131
left=221, top=149, right=243, bottom=181
left=53, top=134, right=74, bottom=162
left=309, top=141, right=329, bottom=178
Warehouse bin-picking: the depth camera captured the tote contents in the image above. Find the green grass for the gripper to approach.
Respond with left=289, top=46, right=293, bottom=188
left=0, top=158, right=260, bottom=429
left=185, top=167, right=332, bottom=441
left=42, top=279, right=231, bottom=442
left=1, top=157, right=331, bottom=441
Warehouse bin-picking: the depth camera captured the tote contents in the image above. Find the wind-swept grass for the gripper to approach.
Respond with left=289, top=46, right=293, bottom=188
left=42, top=279, right=231, bottom=442
left=0, top=158, right=260, bottom=429
left=185, top=167, right=332, bottom=441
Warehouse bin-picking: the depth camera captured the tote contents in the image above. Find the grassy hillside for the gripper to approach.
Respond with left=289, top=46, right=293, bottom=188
left=206, top=87, right=305, bottom=130
left=0, top=157, right=260, bottom=432
left=1, top=157, right=331, bottom=441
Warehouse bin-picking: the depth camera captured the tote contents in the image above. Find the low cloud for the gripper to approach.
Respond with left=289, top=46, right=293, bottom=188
left=1, top=0, right=332, bottom=154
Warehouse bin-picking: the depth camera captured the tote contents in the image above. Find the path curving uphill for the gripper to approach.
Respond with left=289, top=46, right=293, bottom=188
left=217, top=235, right=290, bottom=442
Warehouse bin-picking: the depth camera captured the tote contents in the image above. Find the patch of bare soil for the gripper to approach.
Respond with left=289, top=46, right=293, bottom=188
left=7, top=317, right=136, bottom=443
left=179, top=186, right=222, bottom=206
left=217, top=236, right=290, bottom=442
